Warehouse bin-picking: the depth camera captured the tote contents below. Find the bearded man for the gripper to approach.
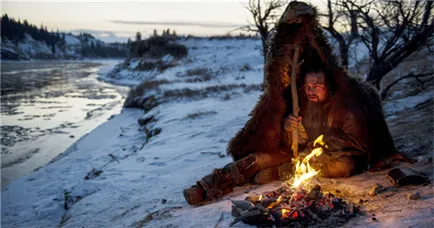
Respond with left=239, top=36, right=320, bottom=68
left=281, top=68, right=369, bottom=178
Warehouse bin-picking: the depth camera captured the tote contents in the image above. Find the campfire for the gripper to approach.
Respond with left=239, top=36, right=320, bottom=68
left=231, top=135, right=358, bottom=227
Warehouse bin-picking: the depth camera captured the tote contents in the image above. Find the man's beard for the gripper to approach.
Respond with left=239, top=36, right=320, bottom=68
left=301, top=100, right=330, bottom=141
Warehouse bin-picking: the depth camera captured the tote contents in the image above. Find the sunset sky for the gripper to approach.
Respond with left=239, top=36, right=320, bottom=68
left=2, top=0, right=325, bottom=43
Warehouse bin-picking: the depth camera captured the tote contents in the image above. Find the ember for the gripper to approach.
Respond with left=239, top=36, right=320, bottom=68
left=231, top=185, right=358, bottom=227
left=231, top=135, right=358, bottom=227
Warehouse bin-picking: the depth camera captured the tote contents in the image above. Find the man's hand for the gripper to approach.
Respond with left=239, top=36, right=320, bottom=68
left=283, top=114, right=308, bottom=145
left=284, top=115, right=302, bottom=132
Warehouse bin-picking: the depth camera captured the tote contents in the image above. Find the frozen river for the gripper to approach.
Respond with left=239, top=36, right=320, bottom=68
left=1, top=60, right=129, bottom=189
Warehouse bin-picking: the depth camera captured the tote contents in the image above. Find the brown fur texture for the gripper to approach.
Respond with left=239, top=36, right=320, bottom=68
left=226, top=1, right=397, bottom=168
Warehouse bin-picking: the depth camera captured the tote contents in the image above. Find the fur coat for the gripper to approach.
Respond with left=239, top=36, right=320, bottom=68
left=226, top=1, right=397, bottom=169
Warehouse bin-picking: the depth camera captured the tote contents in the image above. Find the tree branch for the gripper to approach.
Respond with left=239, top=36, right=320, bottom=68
left=381, top=72, right=434, bottom=100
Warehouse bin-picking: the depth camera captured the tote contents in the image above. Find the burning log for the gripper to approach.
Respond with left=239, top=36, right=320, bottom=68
left=231, top=185, right=359, bottom=227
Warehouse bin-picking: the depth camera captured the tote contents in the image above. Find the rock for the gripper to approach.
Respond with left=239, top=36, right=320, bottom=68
left=408, top=192, right=421, bottom=200
left=368, top=184, right=384, bottom=196
left=231, top=205, right=243, bottom=217
left=161, top=198, right=167, bottom=204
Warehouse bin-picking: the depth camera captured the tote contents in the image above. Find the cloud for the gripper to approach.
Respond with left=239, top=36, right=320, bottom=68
left=107, top=20, right=246, bottom=28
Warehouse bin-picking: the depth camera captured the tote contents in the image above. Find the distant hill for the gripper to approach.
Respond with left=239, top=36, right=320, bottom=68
left=1, top=14, right=128, bottom=60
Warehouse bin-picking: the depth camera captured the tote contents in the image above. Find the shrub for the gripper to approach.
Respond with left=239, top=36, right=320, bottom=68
left=124, top=80, right=169, bottom=108
left=185, top=67, right=212, bottom=77
left=176, top=67, right=213, bottom=82
left=129, top=36, right=188, bottom=59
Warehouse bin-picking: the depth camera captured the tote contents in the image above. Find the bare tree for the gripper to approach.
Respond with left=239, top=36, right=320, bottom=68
left=244, top=0, right=289, bottom=60
left=321, top=0, right=433, bottom=97
left=348, top=0, right=433, bottom=89
left=320, top=0, right=361, bottom=68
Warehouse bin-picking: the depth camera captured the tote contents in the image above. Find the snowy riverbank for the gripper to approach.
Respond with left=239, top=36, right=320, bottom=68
left=1, top=60, right=128, bottom=189
left=2, top=38, right=433, bottom=228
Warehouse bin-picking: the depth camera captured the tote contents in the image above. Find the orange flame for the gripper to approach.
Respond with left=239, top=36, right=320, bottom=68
left=281, top=209, right=289, bottom=218
left=290, top=135, right=325, bottom=188
left=266, top=195, right=284, bottom=209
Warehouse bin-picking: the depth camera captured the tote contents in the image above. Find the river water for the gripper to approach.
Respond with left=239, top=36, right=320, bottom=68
left=1, top=60, right=129, bottom=189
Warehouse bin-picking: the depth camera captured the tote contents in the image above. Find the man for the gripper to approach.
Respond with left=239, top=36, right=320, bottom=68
left=281, top=68, right=369, bottom=178
left=184, top=68, right=373, bottom=205
left=184, top=1, right=401, bottom=206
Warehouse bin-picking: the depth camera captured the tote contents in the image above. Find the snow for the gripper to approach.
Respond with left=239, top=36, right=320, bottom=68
left=65, top=35, right=81, bottom=46
left=383, top=90, right=433, bottom=115
left=2, top=37, right=433, bottom=228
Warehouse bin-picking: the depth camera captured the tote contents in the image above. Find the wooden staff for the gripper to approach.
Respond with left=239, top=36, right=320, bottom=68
left=290, top=45, right=301, bottom=158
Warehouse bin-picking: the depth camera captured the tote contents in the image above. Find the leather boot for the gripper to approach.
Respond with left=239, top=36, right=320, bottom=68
left=183, top=154, right=258, bottom=205
left=183, top=185, right=205, bottom=205
left=254, top=162, right=293, bottom=184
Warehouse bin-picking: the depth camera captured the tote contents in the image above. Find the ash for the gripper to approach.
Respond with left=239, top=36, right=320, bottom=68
left=231, top=184, right=358, bottom=227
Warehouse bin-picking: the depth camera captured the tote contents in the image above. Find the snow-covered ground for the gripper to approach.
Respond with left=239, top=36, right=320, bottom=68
left=2, top=38, right=433, bottom=228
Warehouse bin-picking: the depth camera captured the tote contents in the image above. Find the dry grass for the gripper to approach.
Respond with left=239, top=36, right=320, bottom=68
left=176, top=66, right=233, bottom=83
left=176, top=67, right=213, bottom=82
left=161, top=83, right=263, bottom=102
left=185, top=67, right=212, bottom=77
left=124, top=80, right=170, bottom=108
left=185, top=110, right=218, bottom=119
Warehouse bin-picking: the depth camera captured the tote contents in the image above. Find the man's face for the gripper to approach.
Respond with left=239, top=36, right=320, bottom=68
left=304, top=72, right=328, bottom=102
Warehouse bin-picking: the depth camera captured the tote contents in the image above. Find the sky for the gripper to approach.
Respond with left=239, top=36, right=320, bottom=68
left=2, top=0, right=326, bottom=43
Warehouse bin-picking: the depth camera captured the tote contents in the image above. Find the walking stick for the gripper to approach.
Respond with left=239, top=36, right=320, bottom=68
left=290, top=44, right=301, bottom=158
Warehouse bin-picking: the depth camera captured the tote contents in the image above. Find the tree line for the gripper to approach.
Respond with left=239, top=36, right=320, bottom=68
left=1, top=14, right=64, bottom=47
left=1, top=14, right=128, bottom=58
left=127, top=28, right=187, bottom=59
